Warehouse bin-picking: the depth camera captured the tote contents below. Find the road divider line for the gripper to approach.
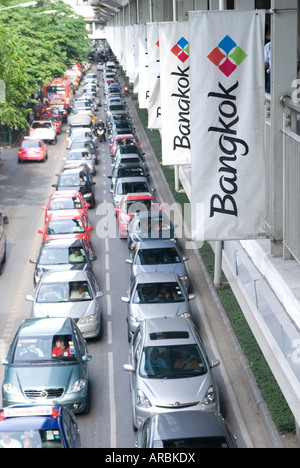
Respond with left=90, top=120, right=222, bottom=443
left=108, top=351, right=117, bottom=448
left=106, top=294, right=112, bottom=316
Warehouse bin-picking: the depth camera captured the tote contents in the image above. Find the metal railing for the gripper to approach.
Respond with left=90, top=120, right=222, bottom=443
left=279, top=95, right=300, bottom=263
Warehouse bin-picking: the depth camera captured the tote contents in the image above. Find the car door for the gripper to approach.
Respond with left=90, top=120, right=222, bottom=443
left=0, top=215, right=5, bottom=265
left=73, top=323, right=89, bottom=380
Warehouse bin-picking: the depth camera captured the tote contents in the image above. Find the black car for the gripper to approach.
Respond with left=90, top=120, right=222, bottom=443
left=127, top=210, right=177, bottom=251
left=53, top=166, right=96, bottom=208
left=136, top=411, right=237, bottom=448
left=108, top=163, right=149, bottom=190
left=30, top=238, right=97, bottom=285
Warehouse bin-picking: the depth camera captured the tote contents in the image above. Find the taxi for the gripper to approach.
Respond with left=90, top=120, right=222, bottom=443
left=38, top=212, right=93, bottom=245
left=109, top=134, right=142, bottom=156
left=18, top=138, right=48, bottom=163
left=0, top=405, right=81, bottom=448
left=41, top=190, right=90, bottom=224
left=115, top=193, right=159, bottom=238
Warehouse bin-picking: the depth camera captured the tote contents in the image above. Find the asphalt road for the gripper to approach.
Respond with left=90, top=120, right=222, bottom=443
left=0, top=67, right=276, bottom=449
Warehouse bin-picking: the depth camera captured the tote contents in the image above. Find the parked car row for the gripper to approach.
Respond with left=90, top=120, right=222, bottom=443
left=98, top=61, right=237, bottom=448
left=0, top=63, right=101, bottom=448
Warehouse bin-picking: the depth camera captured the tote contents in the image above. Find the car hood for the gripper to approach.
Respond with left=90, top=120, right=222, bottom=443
left=32, top=301, right=95, bottom=320
left=140, top=374, right=212, bottom=408
left=6, top=364, right=82, bottom=394
left=129, top=302, right=190, bottom=319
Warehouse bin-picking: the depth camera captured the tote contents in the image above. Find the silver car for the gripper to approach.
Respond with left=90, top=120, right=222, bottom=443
left=123, top=316, right=220, bottom=430
left=110, top=176, right=154, bottom=208
left=122, top=272, right=195, bottom=341
left=126, top=239, right=190, bottom=290
left=64, top=148, right=96, bottom=175
left=26, top=270, right=103, bottom=339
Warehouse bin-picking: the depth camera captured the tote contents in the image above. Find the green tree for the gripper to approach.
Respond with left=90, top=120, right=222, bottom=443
left=0, top=0, right=90, bottom=129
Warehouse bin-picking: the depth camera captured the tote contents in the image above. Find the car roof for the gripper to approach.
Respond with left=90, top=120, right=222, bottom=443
left=60, top=167, right=86, bottom=175
left=50, top=190, right=82, bottom=198
left=39, top=270, right=90, bottom=283
left=121, top=193, right=154, bottom=201
left=48, top=211, right=85, bottom=221
left=116, top=177, right=148, bottom=184
left=132, top=210, right=168, bottom=220
left=113, top=134, right=135, bottom=141
left=135, top=272, right=181, bottom=283
left=136, top=239, right=178, bottom=249
left=0, top=405, right=63, bottom=431
left=19, top=317, right=74, bottom=336
left=151, top=411, right=230, bottom=441
left=142, top=317, right=194, bottom=346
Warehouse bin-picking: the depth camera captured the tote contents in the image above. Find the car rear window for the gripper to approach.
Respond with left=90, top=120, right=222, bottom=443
left=21, top=140, right=42, bottom=148
left=149, top=332, right=189, bottom=340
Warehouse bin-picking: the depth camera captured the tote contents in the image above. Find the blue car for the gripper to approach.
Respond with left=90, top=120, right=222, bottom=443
left=0, top=404, right=81, bottom=448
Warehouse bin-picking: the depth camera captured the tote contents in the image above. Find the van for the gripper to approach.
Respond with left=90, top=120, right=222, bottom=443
left=0, top=213, right=8, bottom=274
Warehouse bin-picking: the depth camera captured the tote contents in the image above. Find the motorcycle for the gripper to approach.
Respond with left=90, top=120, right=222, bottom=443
left=97, top=126, right=106, bottom=142
left=123, top=84, right=129, bottom=97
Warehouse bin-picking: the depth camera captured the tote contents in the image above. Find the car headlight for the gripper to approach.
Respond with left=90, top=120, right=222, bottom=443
left=136, top=389, right=152, bottom=408
left=67, top=379, right=87, bottom=394
left=129, top=314, right=141, bottom=324
left=3, top=383, right=22, bottom=395
left=201, top=385, right=217, bottom=405
left=179, top=312, right=191, bottom=318
left=78, top=313, right=97, bottom=324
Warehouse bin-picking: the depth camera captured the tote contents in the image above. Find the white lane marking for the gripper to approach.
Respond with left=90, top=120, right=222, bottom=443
left=108, top=351, right=117, bottom=448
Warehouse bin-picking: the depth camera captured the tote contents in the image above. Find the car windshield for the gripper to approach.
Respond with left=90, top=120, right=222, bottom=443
left=12, top=333, right=76, bottom=363
left=71, top=140, right=95, bottom=150
left=116, top=167, right=144, bottom=179
left=39, top=247, right=87, bottom=265
left=154, top=436, right=230, bottom=449
left=67, top=152, right=92, bottom=161
left=136, top=247, right=180, bottom=265
left=32, top=122, right=51, bottom=129
left=59, top=174, right=86, bottom=187
left=140, top=345, right=207, bottom=378
left=49, top=196, right=83, bottom=211
left=0, top=430, right=64, bottom=448
left=133, top=282, right=184, bottom=304
left=118, top=146, right=139, bottom=154
left=36, top=281, right=92, bottom=303
left=71, top=132, right=93, bottom=141
left=116, top=182, right=148, bottom=195
left=116, top=138, right=135, bottom=147
left=46, top=219, right=85, bottom=235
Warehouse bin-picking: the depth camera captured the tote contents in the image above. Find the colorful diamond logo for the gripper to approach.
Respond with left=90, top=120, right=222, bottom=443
left=171, top=36, right=189, bottom=63
left=208, top=35, right=247, bottom=77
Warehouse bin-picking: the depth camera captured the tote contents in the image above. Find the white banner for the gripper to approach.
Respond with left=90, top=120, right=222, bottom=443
left=189, top=10, right=266, bottom=241
left=146, top=22, right=161, bottom=130
left=159, top=21, right=191, bottom=166
left=138, top=24, right=149, bottom=109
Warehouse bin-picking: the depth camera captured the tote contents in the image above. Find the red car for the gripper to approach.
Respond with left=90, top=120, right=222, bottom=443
left=109, top=134, right=142, bottom=156
left=18, top=138, right=48, bottom=163
left=115, top=192, right=159, bottom=237
left=41, top=190, right=90, bottom=224
left=42, top=112, right=62, bottom=134
left=38, top=212, right=93, bottom=245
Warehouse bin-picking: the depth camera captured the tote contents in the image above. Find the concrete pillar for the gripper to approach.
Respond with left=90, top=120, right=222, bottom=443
left=270, top=0, right=298, bottom=256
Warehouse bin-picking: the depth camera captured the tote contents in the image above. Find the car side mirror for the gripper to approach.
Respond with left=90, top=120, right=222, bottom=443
left=210, top=359, right=220, bottom=369
left=29, top=258, right=37, bottom=264
left=25, top=295, right=34, bottom=302
left=88, top=226, right=94, bottom=232
left=188, top=293, right=195, bottom=300
left=183, top=256, right=189, bottom=262
left=96, top=291, right=103, bottom=298
left=41, top=206, right=46, bottom=211
left=121, top=296, right=130, bottom=303
left=123, top=363, right=134, bottom=372
left=82, top=353, right=92, bottom=362
left=0, top=358, right=8, bottom=366
left=125, top=259, right=132, bottom=264
left=38, top=230, right=44, bottom=234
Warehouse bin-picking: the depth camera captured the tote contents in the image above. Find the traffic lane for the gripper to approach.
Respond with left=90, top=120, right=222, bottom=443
left=75, top=120, right=136, bottom=448
left=0, top=134, right=68, bottom=392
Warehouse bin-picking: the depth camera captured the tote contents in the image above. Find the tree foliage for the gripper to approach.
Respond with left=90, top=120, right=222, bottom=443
left=0, top=0, right=90, bottom=129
